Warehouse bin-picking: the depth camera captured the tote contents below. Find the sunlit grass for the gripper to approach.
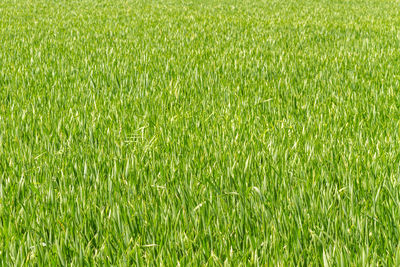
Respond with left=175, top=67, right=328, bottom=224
left=1, top=0, right=400, bottom=265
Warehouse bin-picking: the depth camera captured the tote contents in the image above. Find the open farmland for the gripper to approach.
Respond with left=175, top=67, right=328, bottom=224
left=1, top=0, right=400, bottom=265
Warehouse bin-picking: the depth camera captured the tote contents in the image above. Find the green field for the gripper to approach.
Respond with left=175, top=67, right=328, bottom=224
left=1, top=0, right=400, bottom=265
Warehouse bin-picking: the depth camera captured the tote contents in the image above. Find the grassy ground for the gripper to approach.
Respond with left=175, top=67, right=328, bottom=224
left=1, top=0, right=400, bottom=265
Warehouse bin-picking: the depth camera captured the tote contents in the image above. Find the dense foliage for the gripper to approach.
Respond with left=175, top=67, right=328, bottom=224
left=1, top=0, right=400, bottom=265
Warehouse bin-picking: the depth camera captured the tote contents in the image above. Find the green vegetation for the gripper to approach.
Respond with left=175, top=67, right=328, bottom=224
left=1, top=0, right=400, bottom=265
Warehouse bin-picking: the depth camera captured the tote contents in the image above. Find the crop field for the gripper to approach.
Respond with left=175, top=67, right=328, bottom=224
left=1, top=0, right=400, bottom=265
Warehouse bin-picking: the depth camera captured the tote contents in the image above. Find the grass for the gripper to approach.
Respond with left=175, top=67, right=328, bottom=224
left=1, top=0, right=400, bottom=265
